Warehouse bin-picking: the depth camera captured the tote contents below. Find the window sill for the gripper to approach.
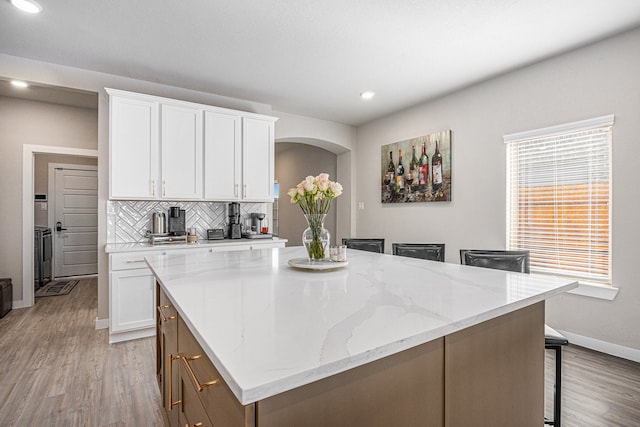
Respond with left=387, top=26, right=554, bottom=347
left=566, top=282, right=618, bottom=301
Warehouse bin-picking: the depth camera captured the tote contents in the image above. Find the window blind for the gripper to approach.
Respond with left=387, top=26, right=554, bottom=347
left=505, top=118, right=612, bottom=284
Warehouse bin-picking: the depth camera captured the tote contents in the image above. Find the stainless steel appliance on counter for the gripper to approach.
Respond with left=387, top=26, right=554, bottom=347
left=168, top=206, right=186, bottom=236
left=34, top=226, right=52, bottom=289
left=228, top=202, right=242, bottom=239
left=151, top=211, right=166, bottom=234
left=243, top=212, right=272, bottom=239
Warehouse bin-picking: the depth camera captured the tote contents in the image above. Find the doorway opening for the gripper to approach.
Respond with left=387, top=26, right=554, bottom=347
left=22, top=145, right=98, bottom=308
left=274, top=142, right=338, bottom=246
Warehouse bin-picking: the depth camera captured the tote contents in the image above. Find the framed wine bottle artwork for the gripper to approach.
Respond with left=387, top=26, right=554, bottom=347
left=381, top=130, right=451, bottom=203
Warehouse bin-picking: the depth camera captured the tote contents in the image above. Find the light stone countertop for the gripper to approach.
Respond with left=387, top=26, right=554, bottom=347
left=145, top=246, right=577, bottom=405
left=105, top=237, right=287, bottom=253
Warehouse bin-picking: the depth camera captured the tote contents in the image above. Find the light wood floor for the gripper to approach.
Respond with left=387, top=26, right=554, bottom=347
left=546, top=342, right=640, bottom=426
left=0, top=278, right=638, bottom=426
left=0, top=278, right=164, bottom=426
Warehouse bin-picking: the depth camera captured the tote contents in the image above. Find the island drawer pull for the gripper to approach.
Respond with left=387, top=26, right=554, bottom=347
left=169, top=354, right=181, bottom=410
left=125, top=259, right=146, bottom=263
left=181, top=354, right=219, bottom=392
left=157, top=305, right=176, bottom=322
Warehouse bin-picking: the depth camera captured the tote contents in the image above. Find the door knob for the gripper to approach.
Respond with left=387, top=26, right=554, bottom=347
left=56, top=221, right=67, bottom=232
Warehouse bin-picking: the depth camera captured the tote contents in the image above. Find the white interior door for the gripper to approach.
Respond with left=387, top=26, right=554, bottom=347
left=54, top=167, right=98, bottom=278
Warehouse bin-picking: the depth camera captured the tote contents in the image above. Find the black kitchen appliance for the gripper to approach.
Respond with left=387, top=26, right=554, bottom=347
left=0, top=278, right=12, bottom=318
left=228, top=202, right=242, bottom=239
left=207, top=229, right=225, bottom=240
left=168, top=207, right=186, bottom=236
left=34, top=226, right=52, bottom=289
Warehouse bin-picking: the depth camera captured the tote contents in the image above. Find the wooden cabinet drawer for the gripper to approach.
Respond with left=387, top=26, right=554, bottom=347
left=178, top=318, right=254, bottom=427
left=180, top=366, right=214, bottom=427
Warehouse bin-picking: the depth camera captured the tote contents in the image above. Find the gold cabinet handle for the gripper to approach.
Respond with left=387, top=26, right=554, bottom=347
left=243, top=184, right=247, bottom=198
left=185, top=423, right=203, bottom=427
left=151, top=179, right=156, bottom=196
left=169, top=354, right=181, bottom=410
left=181, top=354, right=219, bottom=392
left=234, top=184, right=239, bottom=197
left=163, top=179, right=166, bottom=197
left=157, top=305, right=176, bottom=323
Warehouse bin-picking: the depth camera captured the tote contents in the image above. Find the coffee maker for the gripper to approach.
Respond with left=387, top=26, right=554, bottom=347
left=168, top=206, right=186, bottom=236
left=228, top=202, right=242, bottom=239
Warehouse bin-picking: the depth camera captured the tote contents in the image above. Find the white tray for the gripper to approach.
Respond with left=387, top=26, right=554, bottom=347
left=288, top=258, right=348, bottom=271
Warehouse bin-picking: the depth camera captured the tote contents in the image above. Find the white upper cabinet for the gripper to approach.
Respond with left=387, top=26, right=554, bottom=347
left=242, top=117, right=275, bottom=201
left=109, top=93, right=159, bottom=199
left=107, top=88, right=277, bottom=202
left=203, top=110, right=241, bottom=200
left=160, top=103, right=203, bottom=199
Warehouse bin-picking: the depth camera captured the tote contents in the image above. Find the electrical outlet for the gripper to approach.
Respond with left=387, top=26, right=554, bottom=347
left=40, top=202, right=47, bottom=211
left=358, top=202, right=365, bottom=210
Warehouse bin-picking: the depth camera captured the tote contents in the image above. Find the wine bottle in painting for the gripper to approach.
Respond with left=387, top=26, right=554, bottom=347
left=418, top=140, right=429, bottom=191
left=396, top=149, right=405, bottom=193
left=385, top=151, right=395, bottom=189
left=409, top=145, right=418, bottom=193
left=432, top=139, right=443, bottom=192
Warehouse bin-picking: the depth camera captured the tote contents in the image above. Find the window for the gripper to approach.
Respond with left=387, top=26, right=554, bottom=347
left=505, top=115, right=613, bottom=285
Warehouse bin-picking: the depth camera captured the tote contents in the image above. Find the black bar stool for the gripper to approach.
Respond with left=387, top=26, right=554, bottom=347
left=460, top=249, right=568, bottom=427
left=392, top=243, right=445, bottom=262
left=342, top=238, right=385, bottom=254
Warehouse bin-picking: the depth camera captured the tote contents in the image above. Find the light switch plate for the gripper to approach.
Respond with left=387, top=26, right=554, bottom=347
left=40, top=202, right=47, bottom=210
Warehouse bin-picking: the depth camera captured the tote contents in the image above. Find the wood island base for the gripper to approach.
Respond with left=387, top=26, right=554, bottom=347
left=157, top=280, right=544, bottom=427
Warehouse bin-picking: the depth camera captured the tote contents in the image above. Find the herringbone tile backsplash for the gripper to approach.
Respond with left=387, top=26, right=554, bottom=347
left=107, top=200, right=269, bottom=243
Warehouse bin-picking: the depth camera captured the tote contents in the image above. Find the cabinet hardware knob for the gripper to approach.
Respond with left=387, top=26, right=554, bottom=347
left=157, top=305, right=177, bottom=322
left=181, top=354, right=219, bottom=392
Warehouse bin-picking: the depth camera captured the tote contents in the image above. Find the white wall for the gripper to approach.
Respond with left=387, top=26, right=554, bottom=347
left=0, top=97, right=98, bottom=302
left=355, top=28, right=640, bottom=352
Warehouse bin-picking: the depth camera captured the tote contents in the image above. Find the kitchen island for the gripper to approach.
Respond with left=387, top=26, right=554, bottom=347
left=147, top=246, right=577, bottom=427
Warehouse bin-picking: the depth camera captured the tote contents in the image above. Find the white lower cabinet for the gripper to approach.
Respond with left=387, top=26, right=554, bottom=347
left=108, top=241, right=285, bottom=343
left=110, top=269, right=156, bottom=334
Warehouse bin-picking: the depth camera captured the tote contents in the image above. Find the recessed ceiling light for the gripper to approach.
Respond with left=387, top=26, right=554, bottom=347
left=360, top=91, right=375, bottom=100
left=10, top=0, right=42, bottom=14
left=11, top=80, right=29, bottom=88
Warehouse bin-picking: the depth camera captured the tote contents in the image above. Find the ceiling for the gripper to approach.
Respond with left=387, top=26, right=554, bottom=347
left=2, top=0, right=640, bottom=125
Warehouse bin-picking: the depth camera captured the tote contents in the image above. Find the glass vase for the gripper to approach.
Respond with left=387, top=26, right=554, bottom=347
left=302, top=214, right=330, bottom=260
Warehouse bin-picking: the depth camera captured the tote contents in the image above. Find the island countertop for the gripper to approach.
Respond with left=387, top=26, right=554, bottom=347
left=145, top=246, right=577, bottom=405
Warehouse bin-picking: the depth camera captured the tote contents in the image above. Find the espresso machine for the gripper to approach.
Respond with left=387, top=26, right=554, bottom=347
left=242, top=212, right=272, bottom=239
left=168, top=206, right=186, bottom=236
left=228, top=202, right=242, bottom=239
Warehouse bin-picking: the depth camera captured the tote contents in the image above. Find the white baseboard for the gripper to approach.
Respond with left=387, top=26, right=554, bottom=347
left=95, top=317, right=109, bottom=330
left=11, top=299, right=28, bottom=309
left=558, top=329, right=640, bottom=363
left=108, top=327, right=155, bottom=344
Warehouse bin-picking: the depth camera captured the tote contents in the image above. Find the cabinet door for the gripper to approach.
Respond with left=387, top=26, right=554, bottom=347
left=109, top=95, right=159, bottom=199
left=203, top=110, right=241, bottom=200
left=242, top=117, right=275, bottom=201
left=158, top=286, right=180, bottom=427
left=161, top=104, right=203, bottom=199
left=110, top=269, right=156, bottom=332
